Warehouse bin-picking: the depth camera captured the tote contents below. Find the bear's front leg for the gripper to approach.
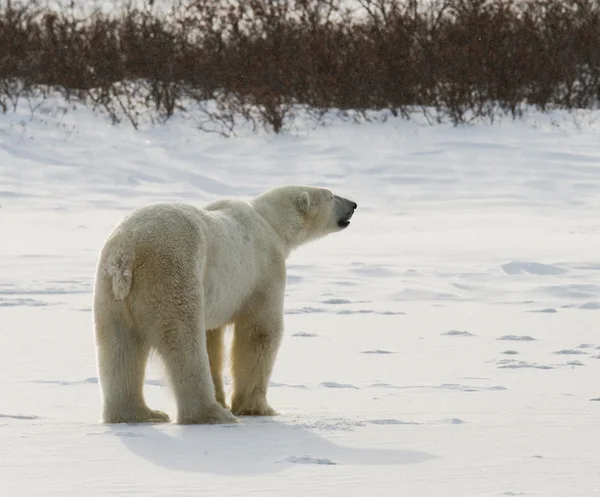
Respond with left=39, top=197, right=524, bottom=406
left=230, top=294, right=284, bottom=416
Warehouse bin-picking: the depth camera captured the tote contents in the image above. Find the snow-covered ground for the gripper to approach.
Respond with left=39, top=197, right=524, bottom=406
left=1, top=101, right=599, bottom=496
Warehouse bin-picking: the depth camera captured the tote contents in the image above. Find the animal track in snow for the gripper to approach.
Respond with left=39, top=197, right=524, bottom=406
left=368, top=419, right=420, bottom=425
left=580, top=301, right=600, bottom=310
left=502, top=350, right=519, bottom=355
left=553, top=349, right=587, bottom=355
left=336, top=309, right=405, bottom=315
left=441, top=330, right=475, bottom=337
left=497, top=360, right=553, bottom=370
left=144, top=379, right=164, bottom=386
left=439, top=383, right=506, bottom=392
left=292, top=331, right=318, bottom=337
left=30, top=377, right=170, bottom=388
left=527, top=308, right=558, bottom=313
left=30, top=377, right=98, bottom=386
left=321, top=298, right=352, bottom=304
left=297, top=417, right=366, bottom=432
left=368, top=382, right=506, bottom=392
left=87, top=431, right=144, bottom=438
left=270, top=382, right=309, bottom=390
left=0, top=413, right=42, bottom=420
left=498, top=358, right=586, bottom=369
left=443, top=418, right=466, bottom=425
left=320, top=382, right=359, bottom=389
left=497, top=335, right=536, bottom=342
left=286, top=307, right=327, bottom=315
left=287, top=306, right=402, bottom=316
left=32, top=377, right=164, bottom=388
left=0, top=297, right=52, bottom=307
left=501, top=261, right=567, bottom=275
left=565, top=360, right=585, bottom=367
left=280, top=456, right=337, bottom=465
left=72, top=306, right=92, bottom=312
left=361, top=349, right=395, bottom=354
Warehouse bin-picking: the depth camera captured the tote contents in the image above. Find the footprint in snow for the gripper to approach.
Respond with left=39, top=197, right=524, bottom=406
left=553, top=349, right=587, bottom=355
left=0, top=413, right=42, bottom=420
left=577, top=344, right=596, bottom=349
left=441, top=330, right=475, bottom=337
left=337, top=309, right=405, bottom=315
left=292, top=331, right=318, bottom=337
left=72, top=307, right=92, bottom=312
left=280, top=456, right=337, bottom=465
left=439, top=383, right=506, bottom=392
left=320, top=382, right=359, bottom=389
left=497, top=359, right=553, bottom=370
left=502, top=350, right=519, bottom=355
left=580, top=302, right=600, bottom=310
left=369, top=419, right=420, bottom=426
left=367, top=382, right=506, bottom=392
left=270, top=382, right=308, bottom=390
left=144, top=379, right=165, bottom=386
left=322, top=298, right=352, bottom=304
left=298, top=418, right=365, bottom=432
left=286, top=307, right=327, bottom=314
left=501, top=261, right=567, bottom=275
left=527, top=308, right=558, bottom=313
left=565, top=360, right=585, bottom=367
left=30, top=377, right=98, bottom=386
left=497, top=335, right=536, bottom=342
left=361, top=349, right=395, bottom=354
left=0, top=297, right=52, bottom=307
left=87, top=431, right=144, bottom=438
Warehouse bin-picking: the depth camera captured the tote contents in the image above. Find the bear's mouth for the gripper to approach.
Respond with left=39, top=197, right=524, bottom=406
left=337, top=213, right=354, bottom=228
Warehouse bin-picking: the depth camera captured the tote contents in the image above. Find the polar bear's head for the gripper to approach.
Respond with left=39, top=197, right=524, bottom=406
left=252, top=185, right=357, bottom=251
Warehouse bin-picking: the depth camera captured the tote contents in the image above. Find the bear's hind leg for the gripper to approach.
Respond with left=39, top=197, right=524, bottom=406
left=207, top=326, right=228, bottom=409
left=230, top=307, right=283, bottom=416
left=155, top=308, right=236, bottom=425
left=95, top=315, right=169, bottom=424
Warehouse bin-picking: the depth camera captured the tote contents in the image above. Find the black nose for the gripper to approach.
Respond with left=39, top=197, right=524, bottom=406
left=351, top=202, right=357, bottom=210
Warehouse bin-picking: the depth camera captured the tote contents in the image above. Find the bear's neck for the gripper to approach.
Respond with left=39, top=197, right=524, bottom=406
left=252, top=203, right=306, bottom=256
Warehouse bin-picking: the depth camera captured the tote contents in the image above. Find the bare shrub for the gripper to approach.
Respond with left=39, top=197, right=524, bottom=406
left=1, top=0, right=599, bottom=132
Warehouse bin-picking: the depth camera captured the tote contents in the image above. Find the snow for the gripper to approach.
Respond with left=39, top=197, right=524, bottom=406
left=1, top=99, right=600, bottom=496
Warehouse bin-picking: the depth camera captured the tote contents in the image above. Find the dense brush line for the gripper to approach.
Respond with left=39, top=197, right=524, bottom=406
left=1, top=0, right=600, bottom=133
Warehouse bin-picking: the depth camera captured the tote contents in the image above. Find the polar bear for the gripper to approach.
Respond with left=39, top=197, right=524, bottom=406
left=93, top=185, right=357, bottom=424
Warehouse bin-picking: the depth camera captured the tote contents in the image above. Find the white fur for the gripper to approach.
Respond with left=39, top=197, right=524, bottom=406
left=92, top=185, right=357, bottom=424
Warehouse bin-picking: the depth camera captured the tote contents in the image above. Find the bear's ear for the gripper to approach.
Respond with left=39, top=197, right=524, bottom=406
left=297, top=191, right=311, bottom=214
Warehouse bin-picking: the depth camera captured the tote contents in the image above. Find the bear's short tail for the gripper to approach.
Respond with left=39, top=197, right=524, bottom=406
left=103, top=252, right=133, bottom=301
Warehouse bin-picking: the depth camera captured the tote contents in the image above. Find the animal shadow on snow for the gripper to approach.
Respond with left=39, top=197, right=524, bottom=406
left=112, top=418, right=434, bottom=474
